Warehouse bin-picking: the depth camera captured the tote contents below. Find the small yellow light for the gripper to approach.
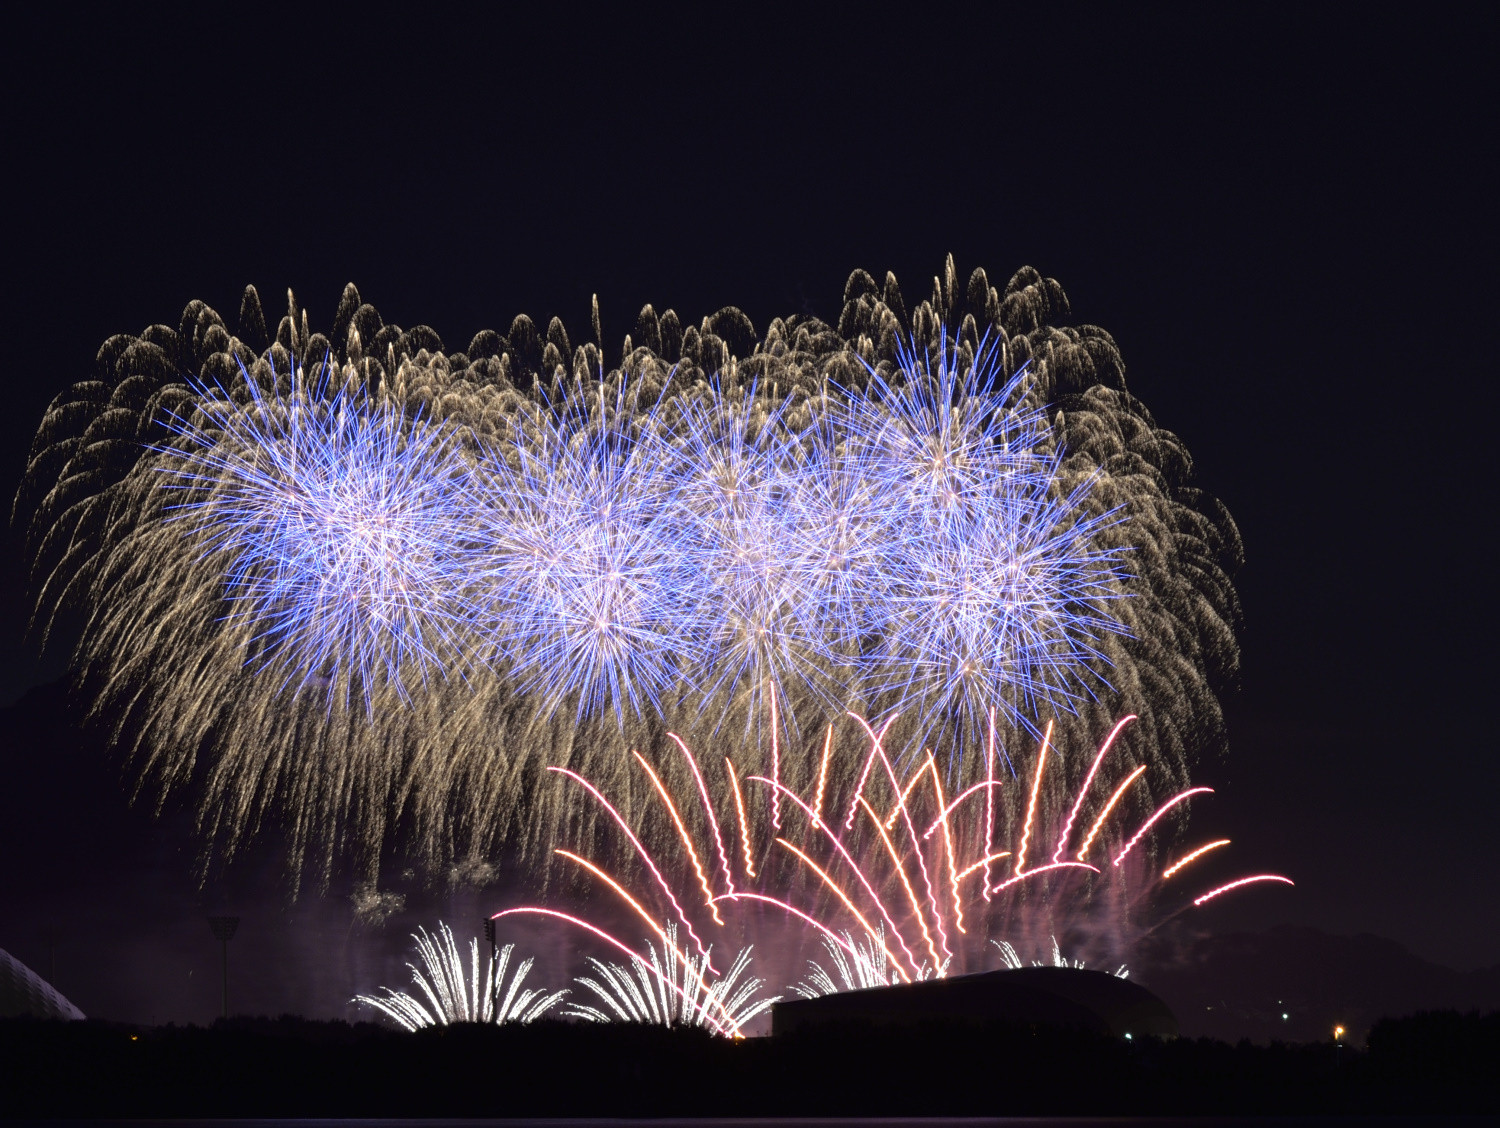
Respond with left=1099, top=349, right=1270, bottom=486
left=1333, top=1025, right=1345, bottom=1041
left=130, top=1035, right=138, bottom=1041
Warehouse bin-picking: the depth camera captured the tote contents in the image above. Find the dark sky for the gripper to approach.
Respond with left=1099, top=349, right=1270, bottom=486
left=2, top=6, right=1495, bottom=1021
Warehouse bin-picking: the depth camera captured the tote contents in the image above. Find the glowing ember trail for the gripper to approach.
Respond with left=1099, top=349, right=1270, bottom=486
left=1163, top=839, right=1232, bottom=879
left=1077, top=764, right=1147, bottom=862
left=548, top=766, right=709, bottom=956
left=923, top=780, right=1004, bottom=840
left=844, top=714, right=898, bottom=830
left=552, top=849, right=688, bottom=969
left=813, top=724, right=834, bottom=825
left=984, top=707, right=998, bottom=900
left=724, top=757, right=756, bottom=878
left=757, top=778, right=924, bottom=973
left=1114, top=788, right=1214, bottom=868
left=1014, top=720, right=1054, bottom=876
left=670, top=734, right=736, bottom=899
left=990, top=860, right=1100, bottom=894
left=867, top=742, right=952, bottom=963
left=1053, top=714, right=1136, bottom=863
left=919, top=754, right=966, bottom=932
left=858, top=797, right=944, bottom=968
left=774, top=837, right=913, bottom=978
left=633, top=751, right=722, bottom=925
left=955, top=851, right=1013, bottom=883
left=769, top=686, right=781, bottom=829
left=1193, top=875, right=1295, bottom=906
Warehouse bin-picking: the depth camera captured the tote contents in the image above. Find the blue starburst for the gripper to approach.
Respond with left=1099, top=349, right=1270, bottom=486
left=154, top=359, right=480, bottom=709
left=477, top=385, right=701, bottom=723
left=851, top=333, right=1129, bottom=745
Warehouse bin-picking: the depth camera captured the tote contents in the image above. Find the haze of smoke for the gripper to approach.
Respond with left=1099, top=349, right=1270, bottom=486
left=15, top=257, right=1241, bottom=891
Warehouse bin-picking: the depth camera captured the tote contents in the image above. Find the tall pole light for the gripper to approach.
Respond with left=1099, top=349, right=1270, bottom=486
left=483, top=917, right=498, bottom=1021
left=206, top=916, right=240, bottom=1020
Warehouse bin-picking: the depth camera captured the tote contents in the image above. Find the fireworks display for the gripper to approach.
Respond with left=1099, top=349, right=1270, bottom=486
left=564, top=923, right=778, bottom=1034
left=352, top=921, right=568, bottom=1030
left=489, top=714, right=1291, bottom=1035
left=15, top=259, right=1243, bottom=887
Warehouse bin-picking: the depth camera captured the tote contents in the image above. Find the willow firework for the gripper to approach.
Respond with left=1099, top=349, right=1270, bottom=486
left=15, top=259, right=1243, bottom=886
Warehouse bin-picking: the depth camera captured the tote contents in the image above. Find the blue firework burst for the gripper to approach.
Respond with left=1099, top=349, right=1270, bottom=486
left=849, top=334, right=1129, bottom=741
left=477, top=385, right=702, bottom=723
left=664, top=385, right=839, bottom=723
left=154, top=360, right=480, bottom=708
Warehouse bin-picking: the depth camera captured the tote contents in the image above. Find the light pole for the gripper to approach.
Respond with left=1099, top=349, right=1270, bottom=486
left=483, top=917, right=498, bottom=1021
left=206, top=916, right=240, bottom=1020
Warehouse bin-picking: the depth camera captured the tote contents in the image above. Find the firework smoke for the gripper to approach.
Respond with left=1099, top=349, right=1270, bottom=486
left=16, top=258, right=1242, bottom=887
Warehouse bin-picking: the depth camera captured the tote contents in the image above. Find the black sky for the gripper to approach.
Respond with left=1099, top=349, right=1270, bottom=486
left=2, top=5, right=1496, bottom=1017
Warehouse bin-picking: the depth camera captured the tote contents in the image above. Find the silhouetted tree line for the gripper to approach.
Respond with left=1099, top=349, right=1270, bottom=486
left=1, top=1009, right=1494, bottom=1116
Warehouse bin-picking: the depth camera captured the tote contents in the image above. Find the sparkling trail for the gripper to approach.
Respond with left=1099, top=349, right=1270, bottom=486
left=773, top=837, right=913, bottom=979
left=632, top=751, right=722, bottom=925
left=1163, top=839, right=1232, bottom=879
left=669, top=734, right=736, bottom=899
left=1053, top=714, right=1136, bottom=864
left=491, top=906, right=730, bottom=1035
left=1077, top=764, right=1148, bottom=862
left=724, top=757, right=756, bottom=879
left=858, top=797, right=944, bottom=970
left=750, top=775, right=921, bottom=974
left=1193, top=874, right=1294, bottom=906
left=844, top=713, right=898, bottom=831
left=548, top=766, right=708, bottom=956
left=855, top=716, right=952, bottom=962
left=1014, top=720, right=1054, bottom=876
left=812, top=724, right=834, bottom=826
left=1114, top=788, right=1214, bottom=868
left=989, top=860, right=1100, bottom=894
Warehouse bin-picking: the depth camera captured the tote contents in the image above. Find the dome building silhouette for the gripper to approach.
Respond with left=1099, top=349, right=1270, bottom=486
left=0, top=947, right=85, bottom=1021
left=772, top=965, right=1177, bottom=1039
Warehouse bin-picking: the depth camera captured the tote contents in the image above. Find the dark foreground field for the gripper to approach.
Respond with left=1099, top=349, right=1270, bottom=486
left=1, top=1009, right=1495, bottom=1117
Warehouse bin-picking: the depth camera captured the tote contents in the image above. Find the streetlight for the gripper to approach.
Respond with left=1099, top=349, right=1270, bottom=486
left=483, top=917, right=498, bottom=1021
left=206, top=916, right=240, bottom=1020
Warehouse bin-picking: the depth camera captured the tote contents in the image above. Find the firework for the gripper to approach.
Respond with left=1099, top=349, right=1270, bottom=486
left=353, top=921, right=567, bottom=1030
left=152, top=367, right=485, bottom=710
left=992, top=936, right=1129, bottom=978
left=16, top=260, right=1243, bottom=884
left=564, top=923, right=778, bottom=1034
left=492, top=714, right=1291, bottom=1023
left=791, top=925, right=911, bottom=998
left=475, top=380, right=704, bottom=723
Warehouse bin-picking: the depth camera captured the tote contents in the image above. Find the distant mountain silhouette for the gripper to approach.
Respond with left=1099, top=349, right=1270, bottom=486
left=1142, top=925, right=1500, bottom=1044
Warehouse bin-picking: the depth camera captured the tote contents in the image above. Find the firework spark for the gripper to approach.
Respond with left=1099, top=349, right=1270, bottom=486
left=353, top=921, right=567, bottom=1030
left=993, top=935, right=1128, bottom=977
left=564, top=923, right=779, bottom=1034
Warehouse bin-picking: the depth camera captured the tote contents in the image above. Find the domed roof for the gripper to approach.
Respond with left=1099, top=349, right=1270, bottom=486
left=772, top=965, right=1177, bottom=1039
left=0, top=947, right=85, bottom=1021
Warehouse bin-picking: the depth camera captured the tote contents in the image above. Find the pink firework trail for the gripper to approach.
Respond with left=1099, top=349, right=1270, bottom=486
left=494, top=713, right=1292, bottom=1011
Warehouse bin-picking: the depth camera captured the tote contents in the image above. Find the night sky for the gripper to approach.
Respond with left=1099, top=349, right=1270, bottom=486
left=2, top=7, right=1494, bottom=1024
